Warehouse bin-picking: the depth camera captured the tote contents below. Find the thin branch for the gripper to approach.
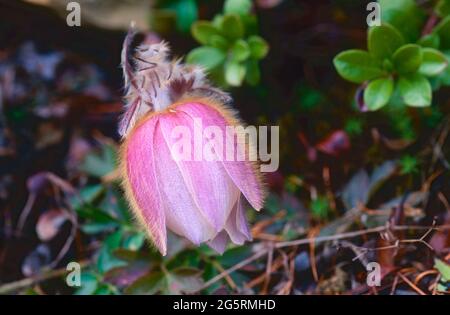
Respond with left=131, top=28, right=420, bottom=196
left=0, top=260, right=89, bottom=294
left=200, top=249, right=269, bottom=291
left=199, top=224, right=450, bottom=291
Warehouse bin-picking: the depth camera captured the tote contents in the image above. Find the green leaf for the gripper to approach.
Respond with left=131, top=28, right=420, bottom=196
left=97, top=231, right=126, bottom=274
left=186, top=47, right=226, bottom=70
left=70, top=184, right=104, bottom=209
left=125, top=271, right=165, bottom=295
left=399, top=155, right=419, bottom=174
left=74, top=273, right=98, bottom=295
left=123, top=232, right=146, bottom=251
left=436, top=0, right=450, bottom=18
left=231, top=39, right=250, bottom=61
left=439, top=52, right=450, bottom=85
left=212, top=14, right=224, bottom=29
left=398, top=73, right=432, bottom=107
left=368, top=24, right=405, bottom=60
left=247, top=35, right=269, bottom=60
left=392, top=44, right=423, bottom=74
left=167, top=267, right=204, bottom=294
left=164, top=0, right=198, bottom=33
left=434, top=16, right=450, bottom=50
left=417, top=33, right=440, bottom=49
left=379, top=0, right=426, bottom=42
left=208, top=34, right=229, bottom=50
left=364, top=77, right=394, bottom=110
left=434, top=258, right=450, bottom=281
left=224, top=0, right=252, bottom=15
left=419, top=48, right=449, bottom=76
left=80, top=145, right=116, bottom=178
left=311, top=197, right=330, bottom=220
left=225, top=61, right=246, bottom=86
left=220, top=14, right=244, bottom=40
left=245, top=59, right=260, bottom=86
left=191, top=21, right=220, bottom=45
left=81, top=222, right=118, bottom=234
left=333, top=50, right=384, bottom=83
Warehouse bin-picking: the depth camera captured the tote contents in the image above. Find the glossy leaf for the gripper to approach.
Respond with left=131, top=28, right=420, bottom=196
left=419, top=48, right=449, bottom=77
left=220, top=14, right=244, bottom=40
left=225, top=60, right=246, bottom=86
left=191, top=21, right=220, bottom=45
left=231, top=39, right=250, bottom=61
left=368, top=24, right=405, bottom=61
left=186, top=47, right=226, bottom=70
left=224, top=0, right=253, bottom=15
left=208, top=34, right=229, bottom=50
left=392, top=44, right=422, bottom=74
left=333, top=50, right=384, bottom=83
left=247, top=35, right=269, bottom=60
left=364, top=77, right=394, bottom=110
left=398, top=73, right=432, bottom=107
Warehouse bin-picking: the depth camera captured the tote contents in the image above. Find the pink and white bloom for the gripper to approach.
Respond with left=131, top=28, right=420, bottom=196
left=119, top=30, right=264, bottom=255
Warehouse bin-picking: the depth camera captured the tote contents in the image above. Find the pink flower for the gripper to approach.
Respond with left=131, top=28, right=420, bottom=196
left=118, top=30, right=264, bottom=255
left=120, top=99, right=264, bottom=255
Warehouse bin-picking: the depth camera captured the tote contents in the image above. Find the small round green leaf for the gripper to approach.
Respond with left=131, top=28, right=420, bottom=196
left=186, top=47, right=226, bottom=70
left=224, top=0, right=252, bottom=15
left=208, top=34, right=229, bottom=50
left=392, top=44, right=423, bottom=74
left=225, top=61, right=246, bottom=86
left=419, top=48, right=449, bottom=77
left=364, top=77, right=394, bottom=110
left=398, top=73, right=432, bottom=107
left=231, top=39, right=251, bottom=61
left=368, top=24, right=405, bottom=60
left=333, top=50, right=384, bottom=83
left=220, top=14, right=244, bottom=40
left=191, top=21, right=220, bottom=45
left=248, top=35, right=269, bottom=60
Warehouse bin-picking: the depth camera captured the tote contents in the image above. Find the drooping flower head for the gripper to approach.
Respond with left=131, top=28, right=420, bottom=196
left=119, top=28, right=265, bottom=255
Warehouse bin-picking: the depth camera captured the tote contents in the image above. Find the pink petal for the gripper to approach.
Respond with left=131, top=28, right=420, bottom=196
left=177, top=102, right=264, bottom=210
left=158, top=110, right=239, bottom=231
left=225, top=196, right=252, bottom=245
left=153, top=119, right=217, bottom=245
left=124, top=116, right=167, bottom=255
left=208, top=231, right=229, bottom=254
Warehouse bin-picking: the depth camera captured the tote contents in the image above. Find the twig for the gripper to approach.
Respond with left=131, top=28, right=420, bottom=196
left=275, top=224, right=450, bottom=249
left=0, top=260, right=89, bottom=294
left=16, top=193, right=36, bottom=232
left=199, top=224, right=450, bottom=291
left=261, top=243, right=274, bottom=294
left=308, top=227, right=319, bottom=282
left=200, top=249, right=269, bottom=291
left=397, top=272, right=426, bottom=295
